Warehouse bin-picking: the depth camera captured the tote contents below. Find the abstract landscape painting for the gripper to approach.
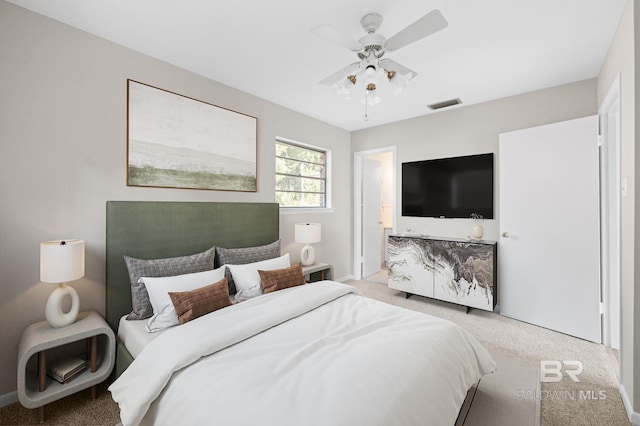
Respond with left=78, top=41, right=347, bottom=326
left=127, top=80, right=257, bottom=191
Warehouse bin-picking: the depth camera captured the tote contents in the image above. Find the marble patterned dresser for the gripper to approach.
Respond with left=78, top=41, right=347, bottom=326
left=388, top=235, right=497, bottom=311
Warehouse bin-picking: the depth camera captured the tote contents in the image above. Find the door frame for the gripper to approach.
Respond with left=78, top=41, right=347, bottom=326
left=353, top=146, right=396, bottom=280
left=599, top=73, right=622, bottom=349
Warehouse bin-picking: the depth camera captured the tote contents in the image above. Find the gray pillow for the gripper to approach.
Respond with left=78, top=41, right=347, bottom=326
left=124, top=246, right=215, bottom=320
left=216, top=240, right=280, bottom=294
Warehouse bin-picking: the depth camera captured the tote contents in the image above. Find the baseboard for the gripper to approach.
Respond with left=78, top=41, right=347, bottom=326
left=335, top=274, right=354, bottom=282
left=619, top=383, right=640, bottom=425
left=0, top=390, right=18, bottom=408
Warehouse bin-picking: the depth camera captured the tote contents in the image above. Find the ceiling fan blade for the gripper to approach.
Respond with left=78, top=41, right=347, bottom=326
left=380, top=59, right=417, bottom=77
left=312, top=24, right=362, bottom=52
left=385, top=9, right=448, bottom=52
left=319, top=62, right=361, bottom=85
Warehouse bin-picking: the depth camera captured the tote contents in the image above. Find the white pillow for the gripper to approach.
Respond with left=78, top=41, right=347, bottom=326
left=228, top=253, right=290, bottom=302
left=144, top=267, right=226, bottom=332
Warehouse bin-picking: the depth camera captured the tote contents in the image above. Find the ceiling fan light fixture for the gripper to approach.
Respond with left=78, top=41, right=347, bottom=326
left=334, top=78, right=354, bottom=99
left=362, top=92, right=381, bottom=106
left=390, top=71, right=413, bottom=95
left=364, top=64, right=377, bottom=77
left=335, top=85, right=350, bottom=97
left=316, top=9, right=448, bottom=115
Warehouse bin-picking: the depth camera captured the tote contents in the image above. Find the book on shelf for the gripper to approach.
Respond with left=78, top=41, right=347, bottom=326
left=47, top=357, right=86, bottom=384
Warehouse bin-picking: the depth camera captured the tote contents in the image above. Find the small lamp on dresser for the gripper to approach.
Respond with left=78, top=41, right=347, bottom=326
left=295, top=223, right=321, bottom=266
left=40, top=239, right=85, bottom=328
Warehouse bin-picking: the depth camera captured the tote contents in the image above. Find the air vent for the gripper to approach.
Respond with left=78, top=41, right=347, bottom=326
left=427, top=98, right=462, bottom=110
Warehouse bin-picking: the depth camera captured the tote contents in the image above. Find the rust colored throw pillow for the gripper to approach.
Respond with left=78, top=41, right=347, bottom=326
left=169, top=277, right=231, bottom=324
left=259, top=263, right=305, bottom=294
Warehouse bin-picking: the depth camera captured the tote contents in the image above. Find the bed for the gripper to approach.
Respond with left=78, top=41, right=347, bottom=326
left=105, top=201, right=496, bottom=426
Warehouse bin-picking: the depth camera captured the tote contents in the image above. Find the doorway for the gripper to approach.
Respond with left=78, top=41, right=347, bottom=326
left=354, top=146, right=396, bottom=280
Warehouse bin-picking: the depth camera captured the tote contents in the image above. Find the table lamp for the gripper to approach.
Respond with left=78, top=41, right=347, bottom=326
left=295, top=223, right=321, bottom=266
left=40, top=240, right=85, bottom=328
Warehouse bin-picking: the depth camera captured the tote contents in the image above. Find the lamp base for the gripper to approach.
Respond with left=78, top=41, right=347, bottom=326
left=300, top=244, right=316, bottom=266
left=45, top=283, right=79, bottom=328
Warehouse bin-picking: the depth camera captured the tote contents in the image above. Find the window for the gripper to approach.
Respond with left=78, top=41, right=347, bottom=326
left=275, top=139, right=328, bottom=208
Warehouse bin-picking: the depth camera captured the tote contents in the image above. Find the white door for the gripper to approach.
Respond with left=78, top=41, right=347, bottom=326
left=362, top=158, right=383, bottom=278
left=499, top=116, right=601, bottom=343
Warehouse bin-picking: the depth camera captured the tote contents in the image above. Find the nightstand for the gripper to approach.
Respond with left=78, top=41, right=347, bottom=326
left=17, top=310, right=115, bottom=421
left=302, top=263, right=334, bottom=282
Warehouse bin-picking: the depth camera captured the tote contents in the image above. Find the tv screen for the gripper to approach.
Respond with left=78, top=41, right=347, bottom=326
left=402, top=153, right=494, bottom=219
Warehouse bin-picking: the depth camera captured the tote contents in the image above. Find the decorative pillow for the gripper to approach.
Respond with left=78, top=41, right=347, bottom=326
left=143, top=267, right=226, bottom=332
left=216, top=240, right=280, bottom=294
left=259, top=263, right=305, bottom=294
left=227, top=253, right=290, bottom=302
left=169, top=277, right=231, bottom=325
left=124, top=247, right=215, bottom=320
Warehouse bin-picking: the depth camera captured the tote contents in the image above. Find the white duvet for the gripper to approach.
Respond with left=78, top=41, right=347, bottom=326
left=110, top=281, right=496, bottom=426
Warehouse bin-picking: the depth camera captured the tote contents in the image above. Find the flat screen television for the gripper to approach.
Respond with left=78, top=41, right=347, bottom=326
left=402, top=153, right=494, bottom=219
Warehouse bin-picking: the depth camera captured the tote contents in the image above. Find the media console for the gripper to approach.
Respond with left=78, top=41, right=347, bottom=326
left=388, top=235, right=497, bottom=312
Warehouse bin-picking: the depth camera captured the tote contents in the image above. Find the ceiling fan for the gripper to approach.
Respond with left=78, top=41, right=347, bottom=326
left=313, top=10, right=448, bottom=106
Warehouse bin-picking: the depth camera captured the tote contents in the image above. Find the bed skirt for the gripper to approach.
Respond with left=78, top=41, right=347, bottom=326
left=115, top=340, right=134, bottom=379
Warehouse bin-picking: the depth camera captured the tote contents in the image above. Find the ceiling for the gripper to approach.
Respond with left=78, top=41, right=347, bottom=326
left=7, top=0, right=627, bottom=131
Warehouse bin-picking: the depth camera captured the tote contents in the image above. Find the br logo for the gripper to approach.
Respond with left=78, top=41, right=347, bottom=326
left=540, top=360, right=584, bottom=382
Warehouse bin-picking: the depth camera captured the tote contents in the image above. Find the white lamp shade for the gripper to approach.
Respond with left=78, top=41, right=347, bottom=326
left=40, top=240, right=84, bottom=328
left=40, top=240, right=85, bottom=283
left=295, top=223, right=321, bottom=244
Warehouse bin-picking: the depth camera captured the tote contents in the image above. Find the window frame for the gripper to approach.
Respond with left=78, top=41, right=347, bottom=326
left=275, top=137, right=332, bottom=211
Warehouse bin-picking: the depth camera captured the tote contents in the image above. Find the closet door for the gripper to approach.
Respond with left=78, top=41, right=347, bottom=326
left=499, top=116, right=601, bottom=343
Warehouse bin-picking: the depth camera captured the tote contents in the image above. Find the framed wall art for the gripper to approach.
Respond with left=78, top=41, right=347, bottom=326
left=127, top=80, right=257, bottom=191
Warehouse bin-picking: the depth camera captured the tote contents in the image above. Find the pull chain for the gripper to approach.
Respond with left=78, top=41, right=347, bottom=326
left=364, top=91, right=369, bottom=121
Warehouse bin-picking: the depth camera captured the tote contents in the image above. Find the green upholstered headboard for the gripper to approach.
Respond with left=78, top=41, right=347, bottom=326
left=105, top=201, right=280, bottom=331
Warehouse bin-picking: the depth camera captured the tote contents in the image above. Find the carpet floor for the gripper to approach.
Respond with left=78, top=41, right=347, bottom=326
left=353, top=272, right=630, bottom=426
left=0, top=276, right=631, bottom=425
left=0, top=381, right=119, bottom=425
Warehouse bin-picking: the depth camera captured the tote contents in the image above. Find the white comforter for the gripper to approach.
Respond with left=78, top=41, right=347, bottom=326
left=110, top=281, right=496, bottom=426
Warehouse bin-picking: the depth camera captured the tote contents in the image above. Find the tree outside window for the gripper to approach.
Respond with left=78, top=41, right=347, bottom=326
left=275, top=141, right=327, bottom=208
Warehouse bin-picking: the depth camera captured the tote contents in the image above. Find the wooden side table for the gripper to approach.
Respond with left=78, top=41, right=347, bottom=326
left=17, top=310, right=115, bottom=421
left=302, top=263, right=334, bottom=282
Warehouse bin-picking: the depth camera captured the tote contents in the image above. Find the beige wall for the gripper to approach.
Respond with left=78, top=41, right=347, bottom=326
left=0, top=1, right=351, bottom=398
left=352, top=79, right=597, bottom=242
left=597, top=0, right=638, bottom=420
